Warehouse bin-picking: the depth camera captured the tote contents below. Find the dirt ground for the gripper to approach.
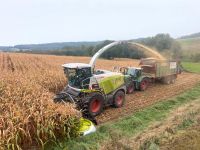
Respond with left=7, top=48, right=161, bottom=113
left=97, top=72, right=200, bottom=123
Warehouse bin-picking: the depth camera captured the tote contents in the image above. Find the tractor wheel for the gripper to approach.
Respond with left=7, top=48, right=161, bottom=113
left=113, top=90, right=125, bottom=108
left=166, top=79, right=171, bottom=85
left=163, top=77, right=171, bottom=84
left=170, top=75, right=176, bottom=84
left=82, top=93, right=104, bottom=117
left=171, top=78, right=175, bottom=84
left=127, top=83, right=134, bottom=94
left=140, top=78, right=149, bottom=91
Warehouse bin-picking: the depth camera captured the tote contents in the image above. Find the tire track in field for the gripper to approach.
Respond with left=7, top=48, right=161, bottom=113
left=6, top=53, right=15, bottom=72
left=0, top=52, right=3, bottom=70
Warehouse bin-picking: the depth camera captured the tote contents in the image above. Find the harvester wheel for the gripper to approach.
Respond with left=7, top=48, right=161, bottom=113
left=82, top=93, right=104, bottom=117
left=113, top=90, right=125, bottom=108
left=127, top=83, right=134, bottom=94
left=140, top=78, right=149, bottom=91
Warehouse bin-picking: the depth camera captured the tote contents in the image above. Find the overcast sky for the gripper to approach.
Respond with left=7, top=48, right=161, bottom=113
left=0, top=0, right=199, bottom=46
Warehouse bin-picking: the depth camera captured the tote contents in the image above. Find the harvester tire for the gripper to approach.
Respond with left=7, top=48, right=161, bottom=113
left=113, top=90, right=125, bottom=108
left=82, top=93, right=104, bottom=117
left=140, top=78, right=149, bottom=91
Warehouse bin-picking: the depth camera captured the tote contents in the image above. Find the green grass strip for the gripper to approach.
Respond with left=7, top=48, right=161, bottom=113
left=50, top=84, right=200, bottom=150
left=182, top=62, right=200, bottom=73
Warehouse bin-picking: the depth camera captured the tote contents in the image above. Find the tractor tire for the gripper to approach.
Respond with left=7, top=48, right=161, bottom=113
left=170, top=75, right=176, bottom=84
left=127, top=82, right=134, bottom=94
left=82, top=93, right=104, bottom=117
left=170, top=78, right=175, bottom=84
left=140, top=78, right=149, bottom=91
left=163, top=77, right=171, bottom=84
left=113, top=90, right=125, bottom=108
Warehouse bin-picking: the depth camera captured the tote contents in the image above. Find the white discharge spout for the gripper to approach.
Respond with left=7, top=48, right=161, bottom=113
left=89, top=41, right=124, bottom=69
left=89, top=41, right=165, bottom=70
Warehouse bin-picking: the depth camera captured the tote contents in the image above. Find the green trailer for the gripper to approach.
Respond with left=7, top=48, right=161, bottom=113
left=140, top=58, right=181, bottom=84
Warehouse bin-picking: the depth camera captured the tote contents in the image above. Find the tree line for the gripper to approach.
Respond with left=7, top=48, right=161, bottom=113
left=18, top=33, right=182, bottom=60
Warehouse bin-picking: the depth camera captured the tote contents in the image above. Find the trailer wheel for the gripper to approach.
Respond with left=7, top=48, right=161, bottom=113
left=140, top=78, right=149, bottom=91
left=127, top=83, right=134, bottom=94
left=113, top=90, right=125, bottom=108
left=82, top=93, right=104, bottom=117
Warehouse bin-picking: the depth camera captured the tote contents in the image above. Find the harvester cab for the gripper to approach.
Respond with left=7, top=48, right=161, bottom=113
left=62, top=63, right=93, bottom=89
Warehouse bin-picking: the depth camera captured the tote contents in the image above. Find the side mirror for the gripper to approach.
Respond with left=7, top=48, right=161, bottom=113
left=119, top=67, right=128, bottom=75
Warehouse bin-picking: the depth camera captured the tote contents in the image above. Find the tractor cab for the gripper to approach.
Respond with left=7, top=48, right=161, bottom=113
left=62, top=63, right=92, bottom=89
left=120, top=67, right=142, bottom=79
left=127, top=67, right=142, bottom=79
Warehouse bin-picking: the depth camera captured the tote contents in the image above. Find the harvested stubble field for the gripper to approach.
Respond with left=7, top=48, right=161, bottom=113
left=0, top=52, right=200, bottom=149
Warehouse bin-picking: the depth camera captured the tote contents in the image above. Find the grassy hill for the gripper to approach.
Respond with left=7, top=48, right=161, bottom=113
left=182, top=62, right=200, bottom=73
left=178, top=37, right=200, bottom=53
left=179, top=32, right=200, bottom=39
left=176, top=32, right=200, bottom=65
left=177, top=37, right=200, bottom=62
left=177, top=32, right=200, bottom=54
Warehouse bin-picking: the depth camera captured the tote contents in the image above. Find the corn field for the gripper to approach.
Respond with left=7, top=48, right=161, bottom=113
left=0, top=52, right=83, bottom=149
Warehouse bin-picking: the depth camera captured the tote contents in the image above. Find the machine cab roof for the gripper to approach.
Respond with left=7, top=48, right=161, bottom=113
left=127, top=67, right=142, bottom=70
left=62, top=63, right=91, bottom=69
